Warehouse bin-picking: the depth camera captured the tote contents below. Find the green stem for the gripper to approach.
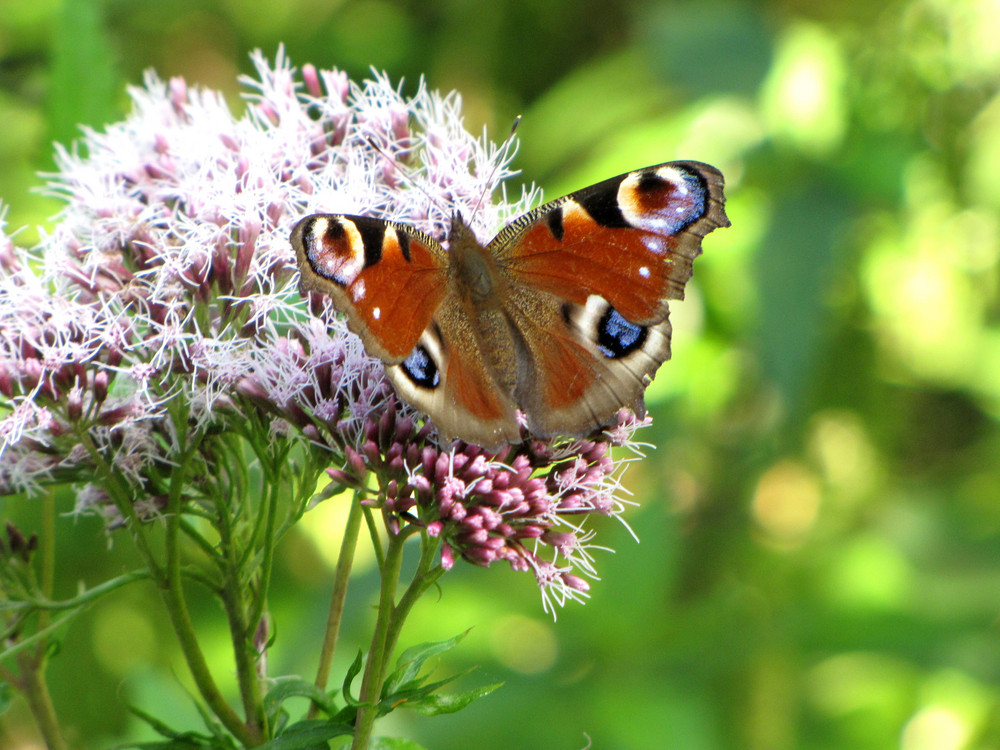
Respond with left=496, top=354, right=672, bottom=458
left=0, top=610, right=87, bottom=663
left=211, top=445, right=267, bottom=742
left=38, top=493, right=55, bottom=631
left=13, top=491, right=68, bottom=750
left=16, top=651, right=67, bottom=750
left=0, top=570, right=152, bottom=613
left=364, top=508, right=385, bottom=570
left=162, top=453, right=261, bottom=747
left=308, top=493, right=364, bottom=719
left=351, top=529, right=408, bottom=750
left=247, top=463, right=281, bottom=649
left=382, top=537, right=444, bottom=664
left=75, top=429, right=162, bottom=580
left=219, top=575, right=268, bottom=739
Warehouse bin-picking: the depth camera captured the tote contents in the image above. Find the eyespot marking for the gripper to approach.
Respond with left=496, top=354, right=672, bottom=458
left=401, top=344, right=440, bottom=389
left=596, top=307, right=647, bottom=359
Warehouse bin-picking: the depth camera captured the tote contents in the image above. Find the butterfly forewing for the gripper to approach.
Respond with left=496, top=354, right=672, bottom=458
left=492, top=161, right=728, bottom=325
left=292, top=214, right=449, bottom=363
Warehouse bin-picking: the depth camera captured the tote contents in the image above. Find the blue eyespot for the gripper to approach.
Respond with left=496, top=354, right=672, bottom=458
left=401, top=345, right=440, bottom=388
left=596, top=308, right=647, bottom=359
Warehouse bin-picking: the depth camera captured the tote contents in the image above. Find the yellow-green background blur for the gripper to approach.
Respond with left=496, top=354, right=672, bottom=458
left=2, top=0, right=1000, bottom=748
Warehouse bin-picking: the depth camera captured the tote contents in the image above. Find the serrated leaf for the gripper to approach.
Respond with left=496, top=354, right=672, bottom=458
left=384, top=630, right=470, bottom=693
left=379, top=670, right=474, bottom=716
left=405, top=682, right=503, bottom=716
left=255, top=719, right=353, bottom=750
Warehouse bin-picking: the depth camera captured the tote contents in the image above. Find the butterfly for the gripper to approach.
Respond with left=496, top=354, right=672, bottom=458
left=292, top=160, right=729, bottom=449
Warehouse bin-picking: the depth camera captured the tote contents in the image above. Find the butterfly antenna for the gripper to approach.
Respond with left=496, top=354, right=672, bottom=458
left=365, top=134, right=449, bottom=222
left=470, top=115, right=522, bottom=218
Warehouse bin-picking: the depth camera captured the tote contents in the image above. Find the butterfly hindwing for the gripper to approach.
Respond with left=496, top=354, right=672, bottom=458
left=501, top=287, right=673, bottom=439
left=385, top=296, right=521, bottom=447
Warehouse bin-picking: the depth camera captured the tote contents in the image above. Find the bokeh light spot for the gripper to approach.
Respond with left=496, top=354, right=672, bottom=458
left=761, top=22, right=846, bottom=154
left=489, top=614, right=558, bottom=674
left=901, top=706, right=969, bottom=750
left=752, top=460, right=821, bottom=547
left=92, top=602, right=157, bottom=677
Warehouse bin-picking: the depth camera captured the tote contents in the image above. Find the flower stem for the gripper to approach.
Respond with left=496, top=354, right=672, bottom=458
left=16, top=651, right=67, bottom=750
left=161, top=447, right=262, bottom=747
left=382, top=535, right=444, bottom=663
left=309, top=492, right=364, bottom=719
left=15, top=491, right=68, bottom=750
left=351, top=527, right=408, bottom=750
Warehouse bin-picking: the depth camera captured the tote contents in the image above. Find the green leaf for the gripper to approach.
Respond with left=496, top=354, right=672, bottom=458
left=341, top=650, right=365, bottom=707
left=405, top=682, right=503, bottom=716
left=383, top=630, right=470, bottom=694
left=379, top=669, right=475, bottom=714
left=191, top=698, right=238, bottom=746
left=126, top=705, right=200, bottom=740
left=0, top=681, right=12, bottom=716
left=124, top=702, right=235, bottom=750
left=0, top=608, right=82, bottom=664
left=264, top=675, right=338, bottom=726
left=120, top=705, right=223, bottom=749
left=256, top=719, right=353, bottom=750
left=48, top=0, right=119, bottom=150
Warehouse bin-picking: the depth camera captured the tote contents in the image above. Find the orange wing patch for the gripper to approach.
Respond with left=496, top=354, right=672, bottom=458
left=350, top=231, right=446, bottom=360
left=447, top=352, right=511, bottom=421
left=534, top=331, right=597, bottom=410
left=293, top=215, right=448, bottom=362
left=505, top=205, right=675, bottom=325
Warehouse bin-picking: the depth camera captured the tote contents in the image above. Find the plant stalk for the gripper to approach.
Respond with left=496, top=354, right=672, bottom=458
left=350, top=528, right=407, bottom=750
left=15, top=492, right=68, bottom=750
left=309, top=493, right=364, bottom=719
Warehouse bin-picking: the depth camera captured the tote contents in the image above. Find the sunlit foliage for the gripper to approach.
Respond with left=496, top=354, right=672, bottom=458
left=1, top=0, right=999, bottom=748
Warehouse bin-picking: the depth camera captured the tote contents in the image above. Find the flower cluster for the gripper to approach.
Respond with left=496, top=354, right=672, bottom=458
left=332, top=398, right=649, bottom=611
left=0, top=50, right=649, bottom=606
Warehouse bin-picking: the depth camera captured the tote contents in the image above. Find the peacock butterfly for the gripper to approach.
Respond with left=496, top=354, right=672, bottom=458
left=292, top=160, right=729, bottom=448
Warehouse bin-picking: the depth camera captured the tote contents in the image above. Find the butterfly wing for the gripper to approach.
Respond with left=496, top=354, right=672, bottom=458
left=384, top=297, right=522, bottom=448
left=293, top=213, right=521, bottom=446
left=492, top=161, right=729, bottom=437
left=294, top=161, right=728, bottom=448
left=292, top=214, right=449, bottom=362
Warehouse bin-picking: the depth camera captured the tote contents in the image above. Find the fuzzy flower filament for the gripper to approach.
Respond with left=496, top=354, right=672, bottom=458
left=0, top=50, right=650, bottom=609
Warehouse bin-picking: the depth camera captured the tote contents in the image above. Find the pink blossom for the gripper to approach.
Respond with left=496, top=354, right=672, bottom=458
left=0, top=51, right=648, bottom=609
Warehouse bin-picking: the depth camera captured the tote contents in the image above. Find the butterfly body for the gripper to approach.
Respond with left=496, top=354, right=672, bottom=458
left=293, top=160, right=729, bottom=448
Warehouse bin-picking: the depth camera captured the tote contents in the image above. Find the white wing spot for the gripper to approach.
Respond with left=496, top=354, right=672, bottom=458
left=639, top=266, right=651, bottom=279
left=352, top=280, right=366, bottom=301
left=372, top=307, right=381, bottom=320
left=642, top=235, right=666, bottom=254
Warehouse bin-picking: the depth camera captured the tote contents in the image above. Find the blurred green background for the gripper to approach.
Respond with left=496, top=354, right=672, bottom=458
left=3, top=0, right=1000, bottom=748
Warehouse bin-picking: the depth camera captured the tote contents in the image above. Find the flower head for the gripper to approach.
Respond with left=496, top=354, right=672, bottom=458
left=0, top=50, right=649, bottom=608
